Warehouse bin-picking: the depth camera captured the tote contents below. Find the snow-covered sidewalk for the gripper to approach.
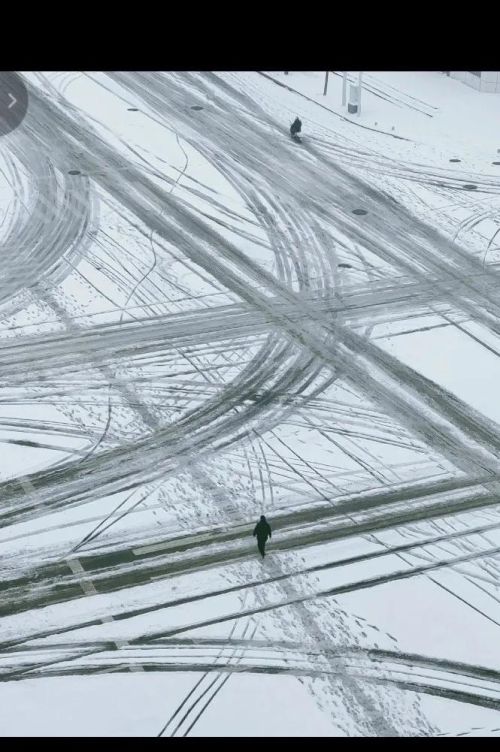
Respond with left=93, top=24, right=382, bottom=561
left=264, top=71, right=500, bottom=173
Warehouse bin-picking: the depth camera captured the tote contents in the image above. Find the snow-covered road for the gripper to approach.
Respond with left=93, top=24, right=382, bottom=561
left=0, top=71, right=500, bottom=737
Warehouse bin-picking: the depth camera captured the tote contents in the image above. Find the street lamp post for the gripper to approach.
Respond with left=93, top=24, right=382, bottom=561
left=323, top=71, right=329, bottom=96
left=342, top=71, right=347, bottom=106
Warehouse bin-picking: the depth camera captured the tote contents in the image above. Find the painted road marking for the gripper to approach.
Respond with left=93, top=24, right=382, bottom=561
left=17, top=478, right=143, bottom=673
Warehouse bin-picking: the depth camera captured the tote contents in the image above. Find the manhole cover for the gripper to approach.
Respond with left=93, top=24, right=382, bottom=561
left=127, top=107, right=138, bottom=111
left=463, top=184, right=478, bottom=190
left=68, top=170, right=81, bottom=176
left=338, top=263, right=352, bottom=269
left=352, top=208, right=368, bottom=216
left=449, top=158, right=461, bottom=163
left=190, top=105, right=204, bottom=111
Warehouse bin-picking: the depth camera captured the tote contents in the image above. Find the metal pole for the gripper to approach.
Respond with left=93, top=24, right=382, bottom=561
left=323, top=71, right=329, bottom=96
left=358, top=71, right=363, bottom=116
left=342, top=71, right=347, bottom=106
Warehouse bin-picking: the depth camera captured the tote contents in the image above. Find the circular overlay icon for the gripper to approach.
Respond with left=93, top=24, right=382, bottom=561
left=0, top=72, right=28, bottom=137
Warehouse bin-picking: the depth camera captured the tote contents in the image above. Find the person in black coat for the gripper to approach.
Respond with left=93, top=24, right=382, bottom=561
left=290, top=117, right=302, bottom=137
left=253, top=515, right=272, bottom=558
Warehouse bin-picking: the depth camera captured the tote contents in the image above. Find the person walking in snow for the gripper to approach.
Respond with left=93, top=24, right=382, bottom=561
left=290, top=116, right=302, bottom=138
left=253, top=514, right=272, bottom=558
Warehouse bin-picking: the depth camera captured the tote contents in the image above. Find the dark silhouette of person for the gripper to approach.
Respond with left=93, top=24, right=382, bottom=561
left=290, top=117, right=302, bottom=137
left=253, top=515, right=272, bottom=558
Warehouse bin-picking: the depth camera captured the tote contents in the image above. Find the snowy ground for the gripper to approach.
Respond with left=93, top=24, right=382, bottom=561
left=1, top=71, right=500, bottom=737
